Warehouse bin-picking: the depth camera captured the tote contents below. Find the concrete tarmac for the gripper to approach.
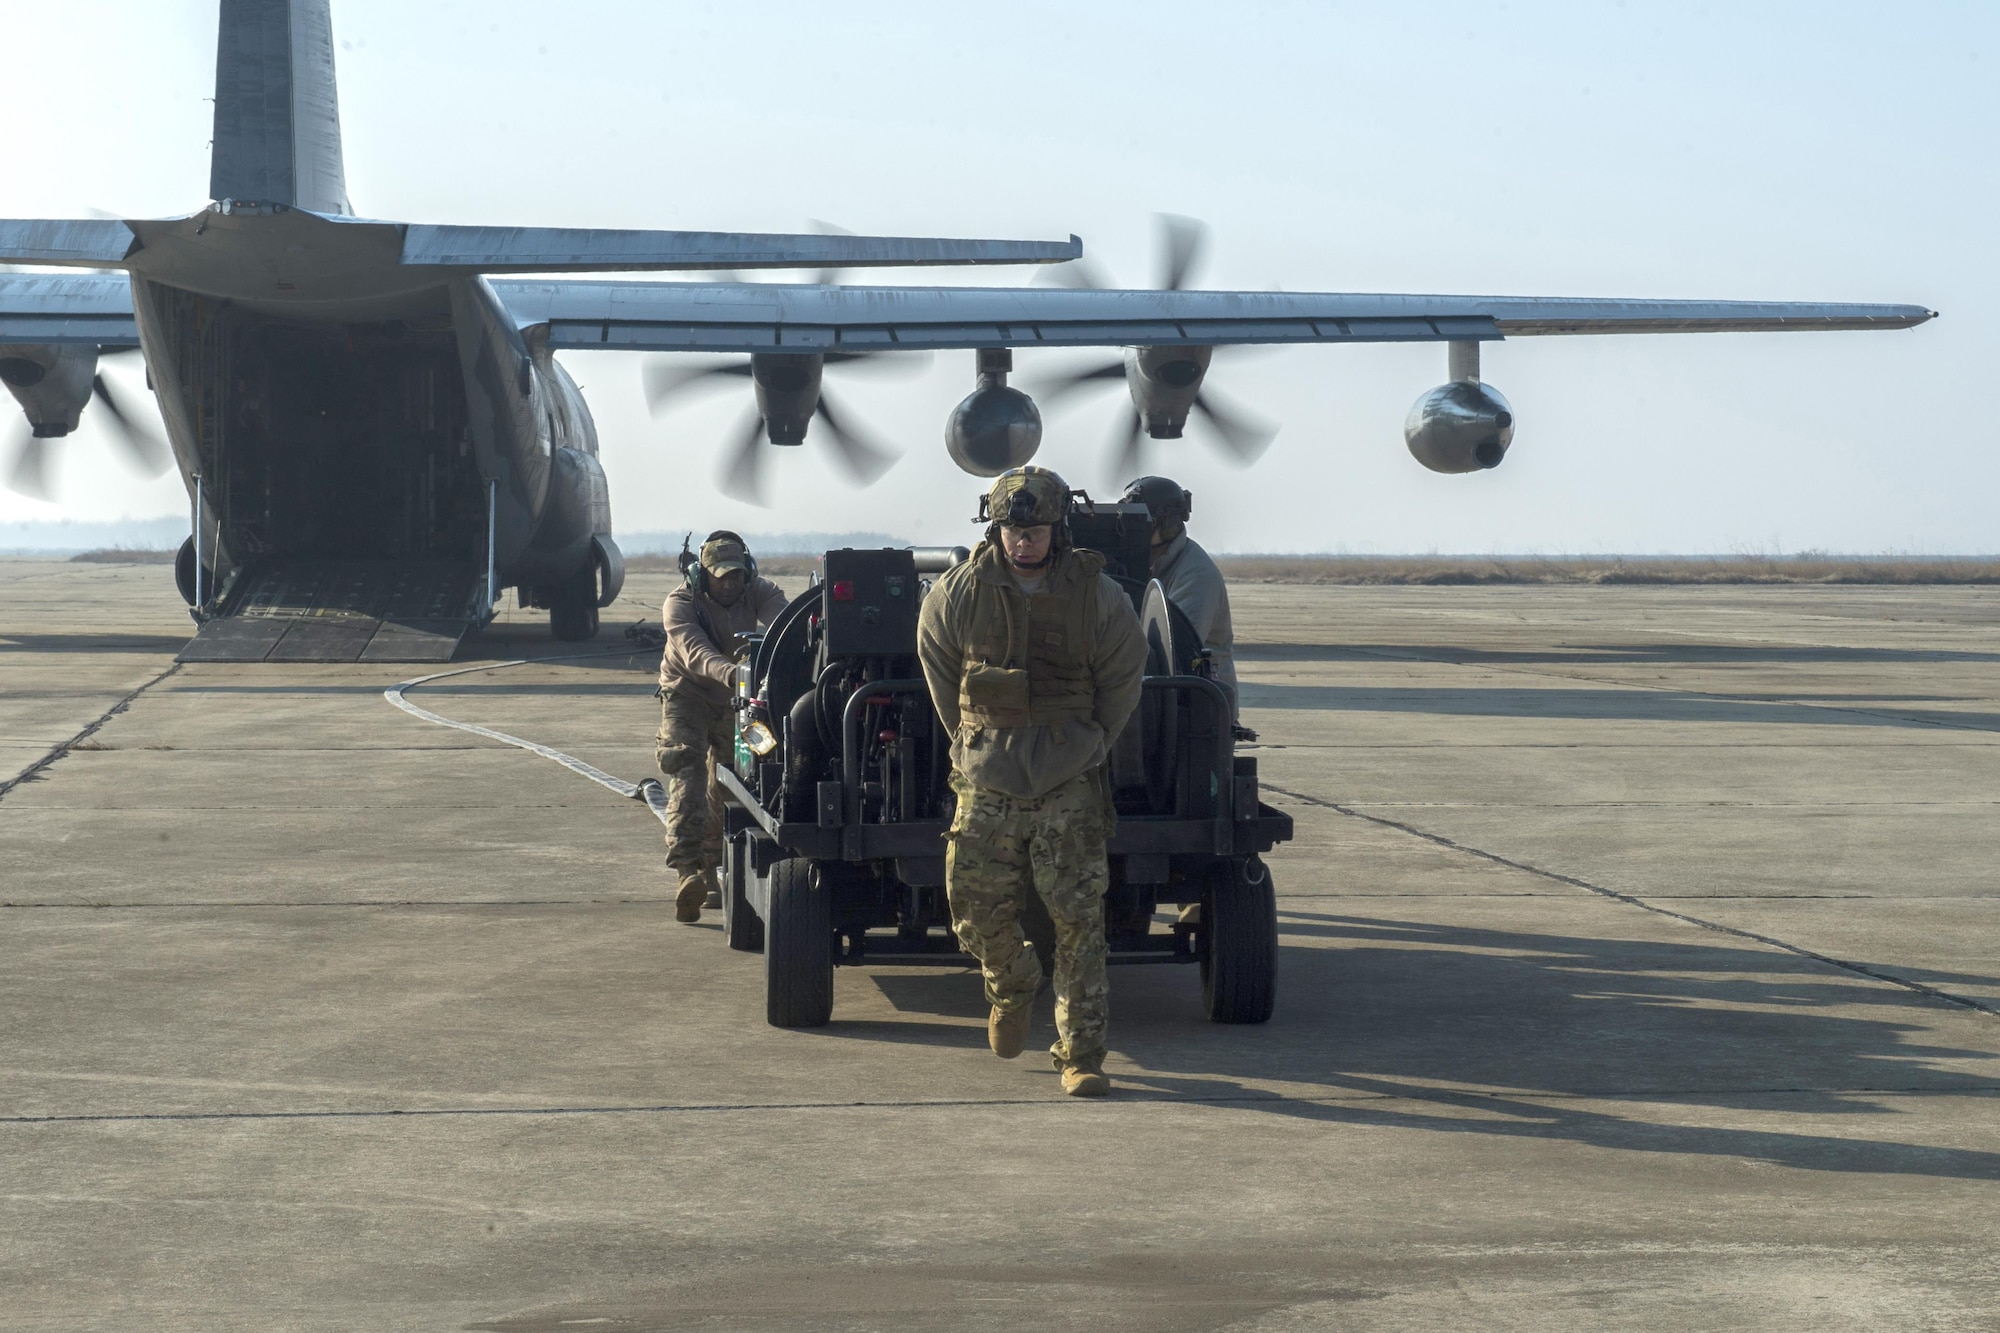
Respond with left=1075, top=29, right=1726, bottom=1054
left=2, top=558, right=1996, bottom=1330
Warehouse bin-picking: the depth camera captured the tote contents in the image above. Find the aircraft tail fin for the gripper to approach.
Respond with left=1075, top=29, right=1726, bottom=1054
left=208, top=0, right=351, bottom=215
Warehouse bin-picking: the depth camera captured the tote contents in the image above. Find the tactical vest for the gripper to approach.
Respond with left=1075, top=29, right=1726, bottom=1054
left=955, top=542, right=1104, bottom=730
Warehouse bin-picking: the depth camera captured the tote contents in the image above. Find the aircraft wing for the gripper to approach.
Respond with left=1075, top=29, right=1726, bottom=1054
left=395, top=225, right=1080, bottom=273
left=0, top=215, right=1081, bottom=278
left=496, top=280, right=1935, bottom=353
left=0, top=271, right=139, bottom=345
left=0, top=268, right=1933, bottom=354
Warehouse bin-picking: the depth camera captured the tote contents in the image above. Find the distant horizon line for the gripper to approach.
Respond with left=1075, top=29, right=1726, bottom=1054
left=2, top=515, right=1993, bottom=561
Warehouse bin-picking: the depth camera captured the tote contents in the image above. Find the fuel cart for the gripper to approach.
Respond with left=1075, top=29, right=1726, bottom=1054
left=714, top=503, right=1293, bottom=1028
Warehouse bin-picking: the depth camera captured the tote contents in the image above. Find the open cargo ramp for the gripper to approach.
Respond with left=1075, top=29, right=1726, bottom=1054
left=178, top=559, right=488, bottom=664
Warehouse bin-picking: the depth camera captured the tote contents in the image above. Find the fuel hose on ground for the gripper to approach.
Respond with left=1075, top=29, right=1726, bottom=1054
left=383, top=654, right=672, bottom=825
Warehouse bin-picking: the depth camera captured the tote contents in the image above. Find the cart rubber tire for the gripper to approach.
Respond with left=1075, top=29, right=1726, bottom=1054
left=765, top=857, right=833, bottom=1027
left=724, top=837, right=764, bottom=953
left=1202, top=857, right=1277, bottom=1024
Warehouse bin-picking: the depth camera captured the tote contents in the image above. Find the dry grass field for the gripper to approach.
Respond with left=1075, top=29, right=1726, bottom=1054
left=1209, top=554, right=2000, bottom=584
left=619, top=551, right=2000, bottom=585
left=68, top=547, right=176, bottom=564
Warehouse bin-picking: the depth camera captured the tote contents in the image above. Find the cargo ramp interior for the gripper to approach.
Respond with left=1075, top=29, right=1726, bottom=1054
left=173, top=305, right=493, bottom=663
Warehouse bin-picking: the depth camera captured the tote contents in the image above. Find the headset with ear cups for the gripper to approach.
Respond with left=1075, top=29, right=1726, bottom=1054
left=678, top=529, right=758, bottom=598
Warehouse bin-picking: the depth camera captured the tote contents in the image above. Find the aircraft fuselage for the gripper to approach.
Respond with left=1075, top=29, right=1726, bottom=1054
left=126, top=204, right=618, bottom=624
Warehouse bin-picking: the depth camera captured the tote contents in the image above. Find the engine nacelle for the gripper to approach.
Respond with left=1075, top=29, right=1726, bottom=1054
left=947, top=349, right=1042, bottom=476
left=1126, top=344, right=1213, bottom=438
left=1404, top=380, right=1514, bottom=473
left=0, top=344, right=97, bottom=437
left=750, top=352, right=822, bottom=445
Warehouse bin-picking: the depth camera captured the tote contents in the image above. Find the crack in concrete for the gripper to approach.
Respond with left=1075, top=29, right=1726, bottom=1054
left=0, top=664, right=182, bottom=803
left=1263, top=783, right=2000, bottom=1019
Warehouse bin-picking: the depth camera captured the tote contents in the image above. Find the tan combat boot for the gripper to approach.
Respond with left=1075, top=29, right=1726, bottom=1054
left=988, top=1004, right=1032, bottom=1059
left=1060, top=1065, right=1111, bottom=1097
left=674, top=871, right=710, bottom=924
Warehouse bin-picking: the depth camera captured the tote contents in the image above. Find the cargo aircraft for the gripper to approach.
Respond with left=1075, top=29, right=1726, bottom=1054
left=0, top=0, right=1933, bottom=662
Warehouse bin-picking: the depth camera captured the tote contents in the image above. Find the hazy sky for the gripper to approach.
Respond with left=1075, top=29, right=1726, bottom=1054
left=2, top=1, right=1993, bottom=553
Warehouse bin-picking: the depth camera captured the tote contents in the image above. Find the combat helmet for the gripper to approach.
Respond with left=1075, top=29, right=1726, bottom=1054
left=1119, top=475, right=1192, bottom=525
left=975, top=465, right=1073, bottom=531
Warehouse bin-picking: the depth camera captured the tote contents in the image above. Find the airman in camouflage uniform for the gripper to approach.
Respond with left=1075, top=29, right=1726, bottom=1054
left=917, top=468, right=1146, bottom=1096
left=656, top=532, right=787, bottom=923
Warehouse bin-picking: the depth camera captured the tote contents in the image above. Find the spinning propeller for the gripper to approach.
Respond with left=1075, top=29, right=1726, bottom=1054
left=644, top=220, right=928, bottom=506
left=1029, top=214, right=1278, bottom=484
left=641, top=350, right=926, bottom=507
left=1, top=347, right=171, bottom=501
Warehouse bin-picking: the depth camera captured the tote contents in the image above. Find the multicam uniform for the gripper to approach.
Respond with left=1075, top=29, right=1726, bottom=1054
left=917, top=519, right=1146, bottom=1081
left=656, top=557, right=787, bottom=908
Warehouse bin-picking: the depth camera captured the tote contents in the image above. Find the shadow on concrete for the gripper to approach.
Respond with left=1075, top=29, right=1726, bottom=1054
left=453, top=637, right=663, bottom=673
left=420, top=680, right=656, bottom=698
left=1240, top=641, right=2000, bottom=667
left=0, top=632, right=189, bottom=654
left=166, top=683, right=393, bottom=695
left=1239, top=682, right=2000, bottom=732
left=833, top=912, right=2000, bottom=1180
left=1138, top=913, right=1998, bottom=1179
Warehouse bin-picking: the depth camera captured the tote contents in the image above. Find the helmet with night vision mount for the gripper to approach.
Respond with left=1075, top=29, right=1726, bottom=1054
left=974, top=466, right=1084, bottom=547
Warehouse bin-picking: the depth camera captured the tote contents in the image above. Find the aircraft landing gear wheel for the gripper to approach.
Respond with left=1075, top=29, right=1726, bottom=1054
left=765, top=857, right=832, bottom=1027
left=724, top=836, right=764, bottom=953
left=548, top=563, right=600, bottom=641
left=1201, top=857, right=1277, bottom=1024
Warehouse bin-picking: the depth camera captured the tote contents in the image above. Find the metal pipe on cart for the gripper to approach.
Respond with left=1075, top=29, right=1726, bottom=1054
left=1141, top=674, right=1240, bottom=853
left=840, top=679, right=931, bottom=822
left=1126, top=675, right=1239, bottom=853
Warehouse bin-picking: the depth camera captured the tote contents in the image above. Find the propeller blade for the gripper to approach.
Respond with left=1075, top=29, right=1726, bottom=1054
left=716, top=412, right=770, bottom=506
left=4, top=426, right=53, bottom=500
left=643, top=357, right=754, bottom=413
left=812, top=391, right=898, bottom=486
left=1191, top=386, right=1278, bottom=464
left=91, top=374, right=171, bottom=476
left=1022, top=359, right=1127, bottom=410
left=1156, top=213, right=1207, bottom=291
left=1108, top=407, right=1146, bottom=486
left=1035, top=257, right=1111, bottom=291
left=822, top=349, right=934, bottom=377
left=808, top=218, right=855, bottom=287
